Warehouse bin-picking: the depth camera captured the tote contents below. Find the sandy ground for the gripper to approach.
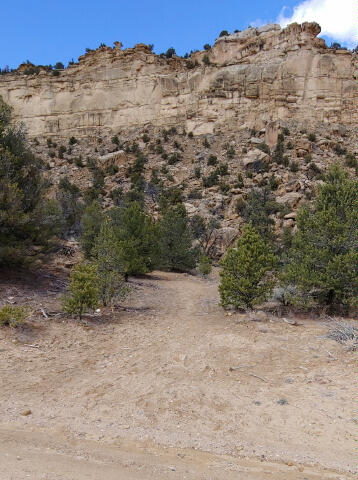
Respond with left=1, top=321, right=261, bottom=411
left=0, top=269, right=355, bottom=479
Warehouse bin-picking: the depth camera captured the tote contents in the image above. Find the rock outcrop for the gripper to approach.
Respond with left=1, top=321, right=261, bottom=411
left=0, top=22, right=356, bottom=139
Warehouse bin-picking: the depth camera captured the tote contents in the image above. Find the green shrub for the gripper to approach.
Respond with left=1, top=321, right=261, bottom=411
left=194, top=167, right=201, bottom=179
left=235, top=196, right=246, bottom=215
left=142, top=133, right=150, bottom=143
left=282, top=127, right=290, bottom=136
left=308, top=133, right=316, bottom=142
left=58, top=145, right=66, bottom=159
left=188, top=132, right=194, bottom=138
left=216, top=163, right=229, bottom=176
left=199, top=254, right=212, bottom=276
left=203, top=44, right=211, bottom=51
left=0, top=305, right=28, bottom=327
left=63, top=263, right=100, bottom=319
left=168, top=152, right=182, bottom=165
left=257, top=143, right=270, bottom=154
left=236, top=172, right=244, bottom=187
left=290, top=161, right=299, bottom=172
left=207, top=155, right=217, bottom=166
left=219, top=30, right=229, bottom=37
left=187, top=189, right=202, bottom=199
left=112, top=135, right=120, bottom=146
left=219, top=183, right=230, bottom=194
left=75, top=156, right=84, bottom=167
left=345, top=152, right=356, bottom=168
left=203, top=137, right=210, bottom=148
left=106, top=163, right=119, bottom=175
left=69, top=136, right=78, bottom=145
left=203, top=171, right=219, bottom=187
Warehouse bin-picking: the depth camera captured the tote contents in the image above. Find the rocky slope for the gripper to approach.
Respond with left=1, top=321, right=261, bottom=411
left=0, top=22, right=356, bottom=255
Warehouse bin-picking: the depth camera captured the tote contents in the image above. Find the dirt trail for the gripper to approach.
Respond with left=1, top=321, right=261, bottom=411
left=0, top=271, right=355, bottom=479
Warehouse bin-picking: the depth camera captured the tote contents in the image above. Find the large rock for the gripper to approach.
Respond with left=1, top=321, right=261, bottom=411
left=243, top=149, right=270, bottom=172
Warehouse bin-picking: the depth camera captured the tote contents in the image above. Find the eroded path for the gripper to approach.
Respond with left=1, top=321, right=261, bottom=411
left=0, top=271, right=355, bottom=479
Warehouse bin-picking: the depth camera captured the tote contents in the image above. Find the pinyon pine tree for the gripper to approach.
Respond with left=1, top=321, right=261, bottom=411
left=158, top=204, right=198, bottom=271
left=281, top=164, right=357, bottom=312
left=219, top=224, right=277, bottom=310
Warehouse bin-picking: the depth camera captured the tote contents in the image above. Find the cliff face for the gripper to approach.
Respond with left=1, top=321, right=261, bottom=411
left=0, top=22, right=355, bottom=139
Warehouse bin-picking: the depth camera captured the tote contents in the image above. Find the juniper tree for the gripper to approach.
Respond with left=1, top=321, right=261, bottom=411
left=109, top=201, right=159, bottom=278
left=0, top=96, right=62, bottom=264
left=158, top=204, right=198, bottom=272
left=219, top=224, right=277, bottom=310
left=92, top=219, right=129, bottom=306
left=281, top=165, right=357, bottom=312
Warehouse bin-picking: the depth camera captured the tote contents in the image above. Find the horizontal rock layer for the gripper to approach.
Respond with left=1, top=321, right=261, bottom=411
left=0, top=22, right=356, bottom=138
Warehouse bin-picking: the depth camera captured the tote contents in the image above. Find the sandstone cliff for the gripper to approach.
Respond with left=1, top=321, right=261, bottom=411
left=0, top=22, right=356, bottom=139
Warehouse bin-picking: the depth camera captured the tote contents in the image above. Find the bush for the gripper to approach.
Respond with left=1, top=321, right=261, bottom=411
left=142, top=133, right=150, bottom=143
left=63, top=263, right=100, bottom=319
left=112, top=135, right=120, bottom=146
left=219, top=183, right=230, bottom=194
left=106, top=163, right=119, bottom=175
left=257, top=143, right=270, bottom=154
left=334, top=143, right=346, bottom=156
left=58, top=145, right=66, bottom=159
left=199, top=254, right=212, bottom=276
left=235, top=196, right=246, bottom=215
left=203, top=44, right=211, bottom=51
left=219, top=224, right=277, bottom=310
left=165, top=48, right=176, bottom=59
left=0, top=305, right=28, bottom=327
left=216, top=163, right=229, bottom=176
left=168, top=152, right=182, bottom=165
left=289, top=161, right=299, bottom=172
left=92, top=219, right=129, bottom=305
left=207, top=155, right=217, bottom=166
left=345, top=152, right=356, bottom=168
left=187, top=189, right=202, bottom=199
left=236, top=172, right=244, bottom=187
left=219, top=30, right=229, bottom=37
left=203, top=171, right=219, bottom=187
left=69, top=136, right=78, bottom=145
left=188, top=132, right=194, bottom=138
left=282, top=127, right=290, bottom=136
left=194, top=167, right=201, bottom=179
left=203, top=137, right=210, bottom=148
left=75, top=156, right=84, bottom=167
left=308, top=133, right=316, bottom=142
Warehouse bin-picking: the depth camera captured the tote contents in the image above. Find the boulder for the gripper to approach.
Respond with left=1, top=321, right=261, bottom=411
left=277, top=192, right=302, bottom=208
left=243, top=149, right=269, bottom=172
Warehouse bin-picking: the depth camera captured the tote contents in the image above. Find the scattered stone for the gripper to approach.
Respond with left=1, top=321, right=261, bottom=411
left=20, top=409, right=32, bottom=416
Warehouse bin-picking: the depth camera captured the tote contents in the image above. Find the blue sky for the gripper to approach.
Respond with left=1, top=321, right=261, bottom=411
left=1, top=0, right=355, bottom=69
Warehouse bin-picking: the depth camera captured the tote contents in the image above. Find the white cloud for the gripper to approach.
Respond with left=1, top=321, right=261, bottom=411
left=278, top=0, right=357, bottom=48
